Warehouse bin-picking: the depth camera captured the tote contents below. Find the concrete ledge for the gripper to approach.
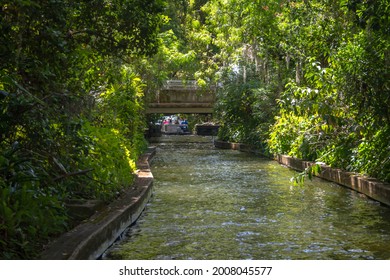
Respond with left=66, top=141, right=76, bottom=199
left=41, top=147, right=156, bottom=260
left=214, top=140, right=266, bottom=156
left=276, top=154, right=390, bottom=206
left=215, top=140, right=390, bottom=207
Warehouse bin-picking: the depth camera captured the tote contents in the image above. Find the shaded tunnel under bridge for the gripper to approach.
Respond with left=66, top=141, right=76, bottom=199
left=145, top=80, right=216, bottom=114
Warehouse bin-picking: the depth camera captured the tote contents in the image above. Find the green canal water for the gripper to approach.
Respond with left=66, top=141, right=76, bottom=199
left=103, top=135, right=390, bottom=260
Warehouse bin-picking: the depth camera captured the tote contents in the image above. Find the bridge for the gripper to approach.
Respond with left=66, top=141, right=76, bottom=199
left=145, top=80, right=216, bottom=114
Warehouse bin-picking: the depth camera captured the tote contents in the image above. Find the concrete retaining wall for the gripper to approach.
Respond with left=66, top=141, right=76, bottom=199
left=214, top=140, right=264, bottom=155
left=41, top=147, right=156, bottom=260
left=215, top=140, right=390, bottom=207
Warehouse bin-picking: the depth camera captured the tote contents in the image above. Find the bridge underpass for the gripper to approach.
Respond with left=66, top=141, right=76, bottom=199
left=145, top=80, right=216, bottom=114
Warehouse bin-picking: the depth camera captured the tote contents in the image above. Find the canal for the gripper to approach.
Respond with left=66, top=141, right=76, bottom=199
left=103, top=135, right=390, bottom=260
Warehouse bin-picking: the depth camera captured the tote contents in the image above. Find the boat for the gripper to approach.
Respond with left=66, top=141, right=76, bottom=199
left=159, top=115, right=191, bottom=135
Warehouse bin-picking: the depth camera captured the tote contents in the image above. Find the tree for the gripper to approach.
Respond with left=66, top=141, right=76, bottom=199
left=182, top=0, right=389, bottom=182
left=0, top=0, right=165, bottom=259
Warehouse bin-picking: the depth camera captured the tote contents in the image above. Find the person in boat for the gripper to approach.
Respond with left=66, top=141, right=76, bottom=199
left=179, top=119, right=189, bottom=133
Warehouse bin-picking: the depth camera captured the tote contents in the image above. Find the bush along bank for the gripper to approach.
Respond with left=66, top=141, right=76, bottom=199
left=40, top=147, right=155, bottom=260
left=0, top=1, right=165, bottom=259
left=204, top=1, right=390, bottom=185
left=0, top=72, right=148, bottom=259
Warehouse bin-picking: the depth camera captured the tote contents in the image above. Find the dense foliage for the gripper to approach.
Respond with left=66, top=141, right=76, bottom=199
left=174, top=0, right=389, bottom=182
left=0, top=0, right=164, bottom=259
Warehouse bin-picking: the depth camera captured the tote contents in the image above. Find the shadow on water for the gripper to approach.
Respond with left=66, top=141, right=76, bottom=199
left=102, top=135, right=390, bottom=260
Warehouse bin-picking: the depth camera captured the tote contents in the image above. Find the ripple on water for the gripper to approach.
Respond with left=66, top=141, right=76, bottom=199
left=103, top=136, right=390, bottom=260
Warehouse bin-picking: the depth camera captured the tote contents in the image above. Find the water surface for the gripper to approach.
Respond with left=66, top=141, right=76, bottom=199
left=103, top=135, right=390, bottom=260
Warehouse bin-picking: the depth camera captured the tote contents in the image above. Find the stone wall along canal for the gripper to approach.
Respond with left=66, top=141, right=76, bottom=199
left=103, top=135, right=390, bottom=260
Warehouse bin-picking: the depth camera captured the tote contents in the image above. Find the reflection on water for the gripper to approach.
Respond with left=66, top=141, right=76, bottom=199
left=103, top=135, right=390, bottom=260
